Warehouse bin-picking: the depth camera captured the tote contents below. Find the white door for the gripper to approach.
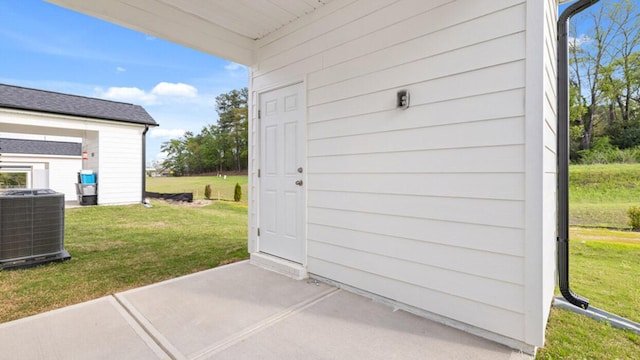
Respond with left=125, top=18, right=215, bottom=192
left=259, top=82, right=305, bottom=264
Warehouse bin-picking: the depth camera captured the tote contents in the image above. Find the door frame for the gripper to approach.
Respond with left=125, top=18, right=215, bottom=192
left=252, top=79, right=308, bottom=267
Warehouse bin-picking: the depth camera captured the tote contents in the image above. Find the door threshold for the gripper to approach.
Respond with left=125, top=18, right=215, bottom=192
left=250, top=252, right=307, bottom=280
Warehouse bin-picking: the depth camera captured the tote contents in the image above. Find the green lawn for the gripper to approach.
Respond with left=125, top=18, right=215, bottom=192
left=0, top=200, right=248, bottom=324
left=537, top=229, right=640, bottom=359
left=146, top=175, right=248, bottom=202
left=570, top=164, right=640, bottom=228
left=537, top=164, right=640, bottom=359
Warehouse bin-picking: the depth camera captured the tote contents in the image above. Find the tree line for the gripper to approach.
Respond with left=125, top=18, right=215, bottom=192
left=569, top=0, right=640, bottom=163
left=160, top=88, right=248, bottom=175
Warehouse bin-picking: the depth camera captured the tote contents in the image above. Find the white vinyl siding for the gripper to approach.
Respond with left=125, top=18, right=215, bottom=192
left=46, top=157, right=81, bottom=200
left=0, top=154, right=81, bottom=200
left=0, top=109, right=145, bottom=206
left=83, top=131, right=99, bottom=173
left=96, top=125, right=143, bottom=205
left=251, top=0, right=535, bottom=345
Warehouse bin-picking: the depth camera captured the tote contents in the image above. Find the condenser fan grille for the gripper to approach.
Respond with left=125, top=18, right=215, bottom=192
left=0, top=191, right=70, bottom=269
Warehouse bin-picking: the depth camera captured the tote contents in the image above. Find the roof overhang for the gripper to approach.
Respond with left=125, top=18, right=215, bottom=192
left=46, top=0, right=334, bottom=66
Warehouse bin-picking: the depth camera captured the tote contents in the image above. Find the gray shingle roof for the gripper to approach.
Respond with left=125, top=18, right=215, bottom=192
left=0, top=83, right=158, bottom=126
left=0, top=138, right=82, bottom=156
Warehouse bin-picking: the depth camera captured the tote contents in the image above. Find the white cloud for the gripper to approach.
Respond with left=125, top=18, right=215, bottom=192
left=224, top=62, right=248, bottom=79
left=149, top=128, right=186, bottom=139
left=224, top=62, right=245, bottom=71
left=116, top=66, right=126, bottom=73
left=151, top=82, right=197, bottom=97
left=569, top=34, right=591, bottom=49
left=95, top=82, right=198, bottom=105
left=145, top=35, right=156, bottom=41
left=97, top=86, right=157, bottom=105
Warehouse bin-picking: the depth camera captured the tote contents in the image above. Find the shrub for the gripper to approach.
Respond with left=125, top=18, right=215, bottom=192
left=577, top=145, right=640, bottom=165
left=234, top=183, right=242, bottom=202
left=628, top=206, right=640, bottom=230
left=204, top=184, right=212, bottom=200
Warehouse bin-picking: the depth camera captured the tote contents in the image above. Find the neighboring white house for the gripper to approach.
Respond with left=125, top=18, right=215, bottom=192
left=48, top=0, right=564, bottom=354
left=0, top=84, right=158, bottom=205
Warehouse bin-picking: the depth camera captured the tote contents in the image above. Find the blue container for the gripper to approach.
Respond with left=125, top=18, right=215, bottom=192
left=81, top=173, right=96, bottom=184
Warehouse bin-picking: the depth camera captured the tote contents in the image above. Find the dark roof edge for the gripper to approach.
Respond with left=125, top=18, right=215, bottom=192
left=0, top=83, right=158, bottom=126
left=0, top=83, right=139, bottom=107
left=0, top=103, right=158, bottom=126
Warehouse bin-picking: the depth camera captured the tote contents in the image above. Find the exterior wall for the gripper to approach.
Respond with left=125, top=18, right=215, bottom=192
left=250, top=0, right=541, bottom=349
left=0, top=154, right=81, bottom=200
left=83, top=131, right=100, bottom=173
left=523, top=0, right=559, bottom=347
left=0, top=109, right=145, bottom=205
left=96, top=124, right=143, bottom=205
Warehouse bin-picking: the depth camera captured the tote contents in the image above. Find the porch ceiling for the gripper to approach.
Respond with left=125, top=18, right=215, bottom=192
left=46, top=0, right=335, bottom=65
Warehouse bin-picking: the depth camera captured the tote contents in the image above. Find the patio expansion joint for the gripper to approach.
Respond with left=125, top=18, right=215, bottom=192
left=112, top=294, right=185, bottom=360
left=189, top=287, right=341, bottom=360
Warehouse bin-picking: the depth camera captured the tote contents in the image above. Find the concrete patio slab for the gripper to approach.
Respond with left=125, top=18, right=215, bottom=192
left=210, top=289, right=528, bottom=360
left=0, top=261, right=533, bottom=359
left=0, top=296, right=169, bottom=360
left=116, top=261, right=334, bottom=359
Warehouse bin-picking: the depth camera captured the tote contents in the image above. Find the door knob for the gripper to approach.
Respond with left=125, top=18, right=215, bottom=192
left=295, top=180, right=303, bottom=186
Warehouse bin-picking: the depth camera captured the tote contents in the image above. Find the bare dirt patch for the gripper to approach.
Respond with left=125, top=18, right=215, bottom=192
left=572, top=227, right=640, bottom=244
left=154, top=199, right=213, bottom=208
left=118, top=222, right=169, bottom=229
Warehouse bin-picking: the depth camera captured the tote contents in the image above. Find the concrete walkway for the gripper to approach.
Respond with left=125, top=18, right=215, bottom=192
left=0, top=261, right=532, bottom=359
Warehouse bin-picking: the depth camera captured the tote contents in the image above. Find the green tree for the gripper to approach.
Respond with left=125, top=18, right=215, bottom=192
left=570, top=84, right=588, bottom=161
left=161, top=137, right=187, bottom=176
left=159, top=87, right=249, bottom=175
left=215, top=88, right=248, bottom=171
left=201, top=124, right=232, bottom=173
left=184, top=133, right=207, bottom=174
left=570, top=3, right=618, bottom=151
left=234, top=182, right=242, bottom=202
left=570, top=1, right=640, bottom=152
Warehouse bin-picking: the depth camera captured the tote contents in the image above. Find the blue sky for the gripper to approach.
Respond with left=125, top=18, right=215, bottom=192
left=0, top=0, right=248, bottom=164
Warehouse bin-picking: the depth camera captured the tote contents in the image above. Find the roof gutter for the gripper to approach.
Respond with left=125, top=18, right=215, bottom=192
left=557, top=0, right=600, bottom=310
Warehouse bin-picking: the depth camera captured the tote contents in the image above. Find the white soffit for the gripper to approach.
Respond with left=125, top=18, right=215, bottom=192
left=46, top=0, right=334, bottom=65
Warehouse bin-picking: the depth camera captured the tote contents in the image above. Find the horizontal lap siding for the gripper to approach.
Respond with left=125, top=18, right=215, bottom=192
left=47, top=158, right=82, bottom=200
left=98, top=126, right=143, bottom=205
left=308, top=207, right=525, bottom=256
left=0, top=155, right=80, bottom=200
left=254, top=0, right=527, bottom=341
left=309, top=173, right=524, bottom=200
left=309, top=191, right=524, bottom=228
left=308, top=258, right=525, bottom=337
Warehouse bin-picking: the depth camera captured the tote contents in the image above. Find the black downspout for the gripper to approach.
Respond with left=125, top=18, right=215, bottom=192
left=557, top=0, right=599, bottom=309
left=142, top=125, right=149, bottom=204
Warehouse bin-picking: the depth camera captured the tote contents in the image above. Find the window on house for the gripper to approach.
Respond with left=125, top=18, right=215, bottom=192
left=0, top=171, right=28, bottom=189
